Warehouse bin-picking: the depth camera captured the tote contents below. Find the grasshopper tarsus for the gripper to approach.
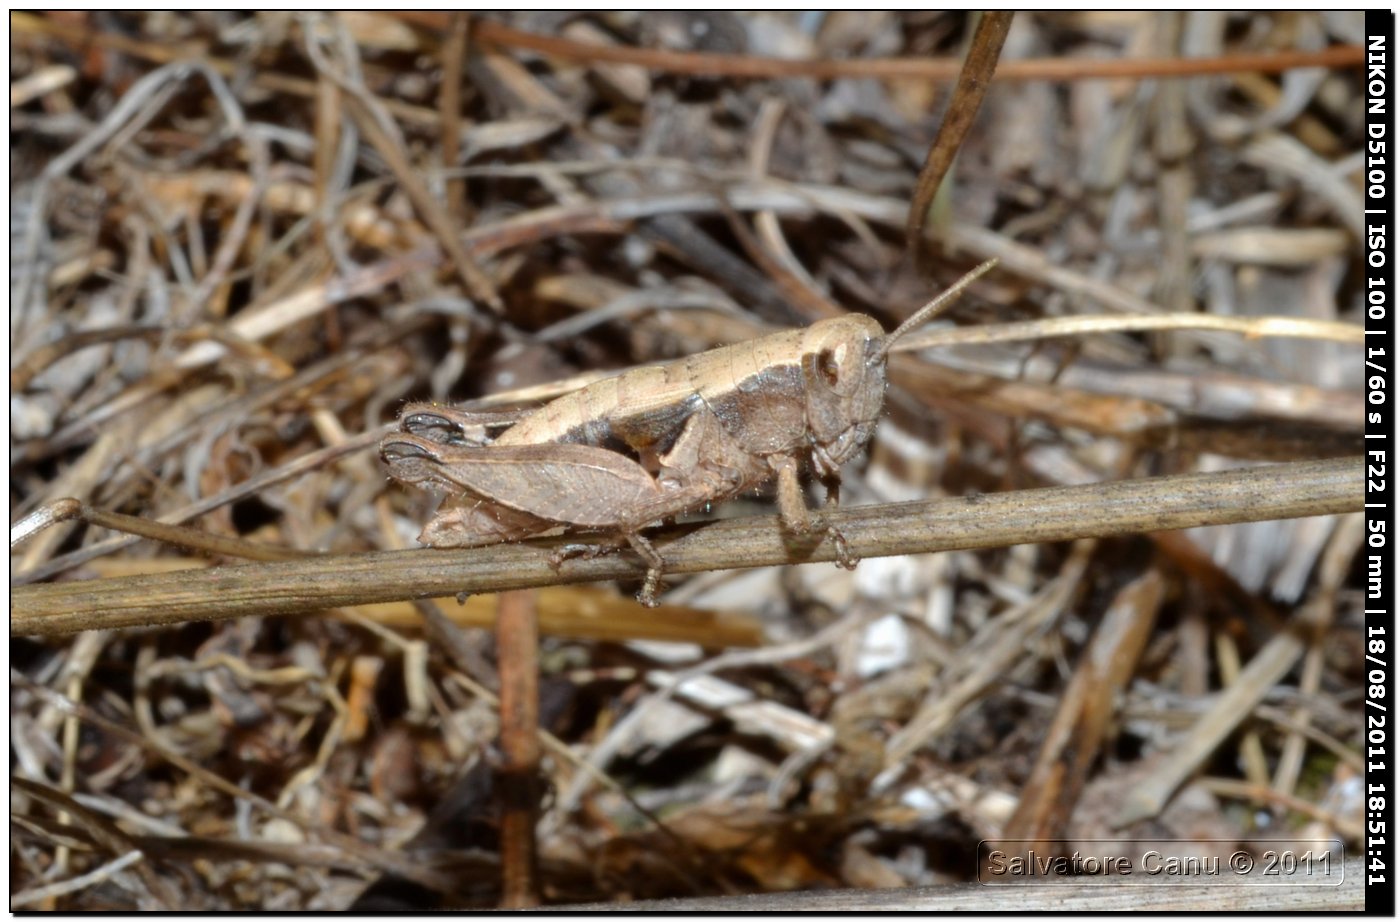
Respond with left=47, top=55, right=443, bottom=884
left=636, top=570, right=663, bottom=608
left=829, top=526, right=859, bottom=571
left=549, top=539, right=623, bottom=569
left=793, top=500, right=858, bottom=572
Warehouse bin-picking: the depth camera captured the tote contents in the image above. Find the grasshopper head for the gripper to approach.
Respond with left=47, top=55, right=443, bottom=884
left=800, top=314, right=888, bottom=467
left=798, top=260, right=997, bottom=471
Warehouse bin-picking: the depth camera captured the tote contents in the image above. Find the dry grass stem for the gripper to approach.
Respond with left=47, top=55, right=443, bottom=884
left=907, top=11, right=1013, bottom=270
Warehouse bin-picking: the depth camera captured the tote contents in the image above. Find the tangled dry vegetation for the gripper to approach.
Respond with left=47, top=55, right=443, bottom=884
left=10, top=11, right=1366, bottom=910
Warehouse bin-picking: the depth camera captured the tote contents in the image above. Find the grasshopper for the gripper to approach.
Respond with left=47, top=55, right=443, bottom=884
left=381, top=260, right=995, bottom=605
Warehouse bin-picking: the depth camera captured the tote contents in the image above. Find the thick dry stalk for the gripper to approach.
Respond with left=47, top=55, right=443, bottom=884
left=12, top=457, right=1360, bottom=637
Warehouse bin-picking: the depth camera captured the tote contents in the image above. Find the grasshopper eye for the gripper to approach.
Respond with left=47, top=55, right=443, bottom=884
left=817, top=345, right=844, bottom=386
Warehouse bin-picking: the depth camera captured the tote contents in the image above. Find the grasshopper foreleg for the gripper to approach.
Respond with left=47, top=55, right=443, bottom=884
left=773, top=454, right=857, bottom=570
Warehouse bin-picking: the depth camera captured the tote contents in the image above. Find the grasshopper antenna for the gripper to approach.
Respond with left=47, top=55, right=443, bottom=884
left=877, top=258, right=998, bottom=359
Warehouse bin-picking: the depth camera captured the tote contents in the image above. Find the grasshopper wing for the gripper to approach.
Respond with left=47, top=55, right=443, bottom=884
left=383, top=433, right=661, bottom=528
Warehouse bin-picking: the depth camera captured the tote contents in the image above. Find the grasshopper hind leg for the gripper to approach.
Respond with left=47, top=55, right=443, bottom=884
left=623, top=532, right=666, bottom=608
left=418, top=496, right=548, bottom=548
left=546, top=532, right=667, bottom=607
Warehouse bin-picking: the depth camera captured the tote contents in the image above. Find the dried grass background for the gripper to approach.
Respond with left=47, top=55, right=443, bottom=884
left=9, top=11, right=1366, bottom=910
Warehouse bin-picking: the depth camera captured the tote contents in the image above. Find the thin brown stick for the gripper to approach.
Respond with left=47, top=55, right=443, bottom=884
left=1199, top=777, right=1364, bottom=841
left=11, top=778, right=176, bottom=909
left=440, top=12, right=471, bottom=226
left=11, top=500, right=319, bottom=563
left=454, top=18, right=1364, bottom=83
left=907, top=11, right=1013, bottom=273
left=14, top=12, right=1364, bottom=98
left=496, top=589, right=541, bottom=908
left=12, top=457, right=1360, bottom=637
left=14, top=426, right=389, bottom=586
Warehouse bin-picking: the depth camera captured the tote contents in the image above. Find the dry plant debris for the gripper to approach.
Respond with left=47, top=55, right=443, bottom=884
left=9, top=11, right=1366, bottom=910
